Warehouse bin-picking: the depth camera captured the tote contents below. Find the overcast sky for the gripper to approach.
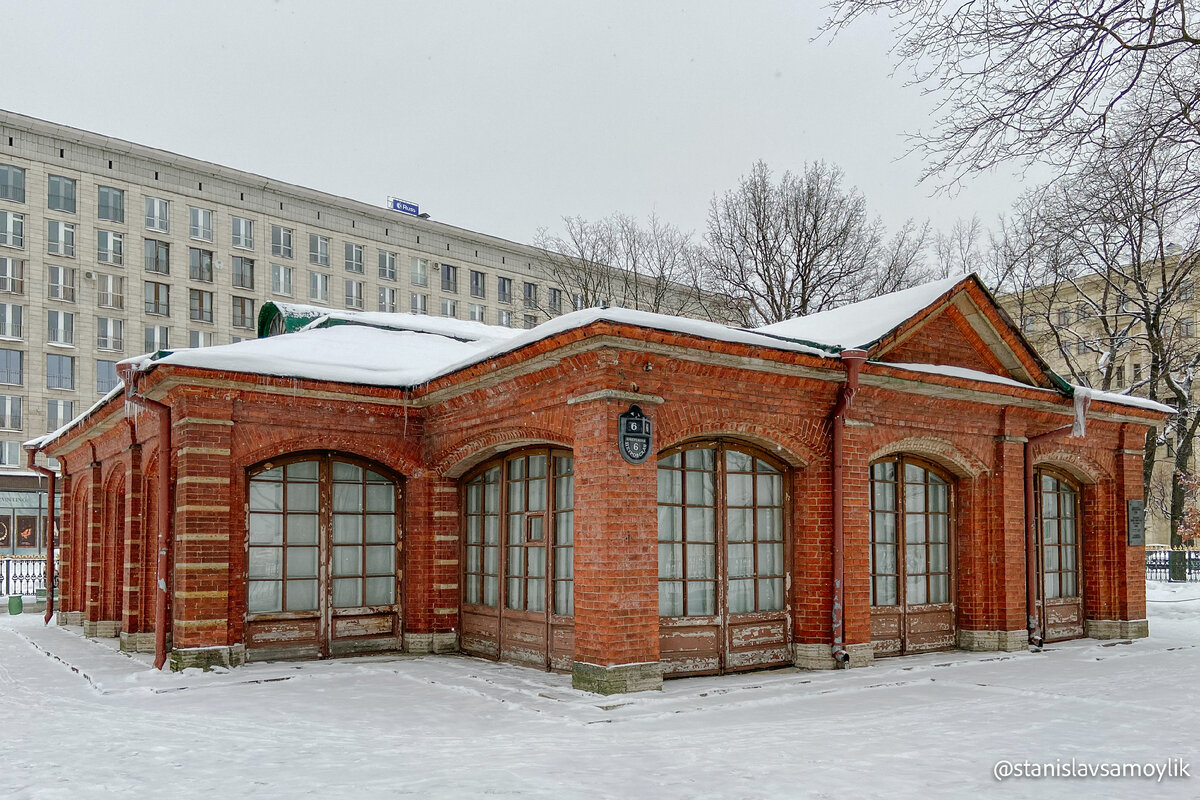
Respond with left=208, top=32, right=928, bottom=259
left=4, top=1, right=1028, bottom=247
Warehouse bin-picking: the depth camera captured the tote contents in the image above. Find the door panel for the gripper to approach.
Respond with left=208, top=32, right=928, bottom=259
left=1036, top=471, right=1083, bottom=644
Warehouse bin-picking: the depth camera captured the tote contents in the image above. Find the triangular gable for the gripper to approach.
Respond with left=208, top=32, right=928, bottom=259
left=867, top=275, right=1067, bottom=393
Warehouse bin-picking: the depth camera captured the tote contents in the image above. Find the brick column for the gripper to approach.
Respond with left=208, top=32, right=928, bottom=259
left=403, top=472, right=460, bottom=653
left=959, top=436, right=1029, bottom=651
left=119, top=444, right=151, bottom=652
left=839, top=421, right=875, bottom=668
left=569, top=394, right=662, bottom=694
left=168, top=407, right=243, bottom=670
left=1085, top=435, right=1148, bottom=639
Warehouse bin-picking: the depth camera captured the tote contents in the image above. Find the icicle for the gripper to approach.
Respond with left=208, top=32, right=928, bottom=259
left=1072, top=387, right=1092, bottom=437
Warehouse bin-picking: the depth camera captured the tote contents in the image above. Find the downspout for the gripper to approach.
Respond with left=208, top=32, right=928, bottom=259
left=1023, top=424, right=1072, bottom=648
left=830, top=349, right=868, bottom=666
left=124, top=383, right=172, bottom=670
left=25, top=448, right=56, bottom=625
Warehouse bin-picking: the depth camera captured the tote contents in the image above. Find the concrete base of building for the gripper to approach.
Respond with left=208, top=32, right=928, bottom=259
left=169, top=644, right=247, bottom=672
left=793, top=642, right=876, bottom=670
left=83, top=620, right=119, bottom=638
left=1085, top=619, right=1149, bottom=640
left=119, top=631, right=156, bottom=653
left=56, top=610, right=84, bottom=626
left=572, top=661, right=663, bottom=694
left=957, top=629, right=1029, bottom=652
left=404, top=632, right=459, bottom=654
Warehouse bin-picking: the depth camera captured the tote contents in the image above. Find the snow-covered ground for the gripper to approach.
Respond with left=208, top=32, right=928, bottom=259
left=2, top=584, right=1197, bottom=799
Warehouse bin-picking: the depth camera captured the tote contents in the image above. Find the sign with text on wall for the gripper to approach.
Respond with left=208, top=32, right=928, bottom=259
left=387, top=197, right=420, bottom=216
left=1127, top=499, right=1146, bottom=546
left=618, top=405, right=652, bottom=465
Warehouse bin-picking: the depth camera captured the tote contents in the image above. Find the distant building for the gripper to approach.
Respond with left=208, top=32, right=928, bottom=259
left=32, top=275, right=1163, bottom=692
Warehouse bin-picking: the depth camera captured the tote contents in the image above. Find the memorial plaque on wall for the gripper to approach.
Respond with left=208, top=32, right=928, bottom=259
left=618, top=405, right=652, bottom=465
left=1127, top=499, right=1146, bottom=546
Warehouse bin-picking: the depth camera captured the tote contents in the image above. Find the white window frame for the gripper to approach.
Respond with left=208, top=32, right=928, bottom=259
left=378, top=286, right=397, bottom=313
left=97, top=317, right=124, bottom=351
left=145, top=197, right=169, bottom=232
left=189, top=330, right=216, bottom=348
left=0, top=395, right=20, bottom=430
left=47, top=175, right=76, bottom=214
left=378, top=251, right=397, bottom=281
left=410, top=292, right=427, bottom=314
left=145, top=325, right=170, bottom=352
left=47, top=309, right=75, bottom=345
left=440, top=297, right=456, bottom=318
left=97, top=186, right=124, bottom=223
left=310, top=234, right=330, bottom=266
left=232, top=216, right=254, bottom=250
left=47, top=220, right=75, bottom=257
left=0, top=211, right=24, bottom=249
left=189, top=207, right=214, bottom=242
left=232, top=296, right=255, bottom=329
left=272, top=263, right=293, bottom=296
left=0, top=258, right=24, bottom=295
left=97, top=360, right=120, bottom=394
left=98, top=274, right=124, bottom=310
left=411, top=257, right=428, bottom=287
left=469, top=303, right=485, bottom=322
left=272, top=225, right=293, bottom=259
left=345, top=242, right=364, bottom=274
left=48, top=265, right=77, bottom=303
left=308, top=271, right=329, bottom=303
left=345, top=280, right=364, bottom=310
left=0, top=302, right=22, bottom=339
left=46, top=399, right=74, bottom=432
left=97, top=230, right=123, bottom=265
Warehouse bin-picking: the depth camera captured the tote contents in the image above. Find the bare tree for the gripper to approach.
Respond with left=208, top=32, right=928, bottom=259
left=702, top=160, right=929, bottom=325
left=821, top=1, right=1200, bottom=186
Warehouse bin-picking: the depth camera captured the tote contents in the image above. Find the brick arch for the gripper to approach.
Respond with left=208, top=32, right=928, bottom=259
left=868, top=436, right=989, bottom=478
left=236, top=432, right=420, bottom=480
left=1033, top=449, right=1108, bottom=486
left=656, top=411, right=826, bottom=468
left=101, top=468, right=126, bottom=623
left=431, top=426, right=574, bottom=478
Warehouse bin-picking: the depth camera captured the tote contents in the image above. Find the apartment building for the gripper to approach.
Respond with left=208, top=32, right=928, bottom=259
left=0, top=109, right=634, bottom=554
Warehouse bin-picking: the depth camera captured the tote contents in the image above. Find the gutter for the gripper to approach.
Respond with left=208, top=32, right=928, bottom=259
left=23, top=448, right=57, bottom=625
left=830, top=348, right=868, bottom=665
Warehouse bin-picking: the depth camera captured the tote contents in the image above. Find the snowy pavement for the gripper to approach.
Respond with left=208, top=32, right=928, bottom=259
left=2, top=584, right=1197, bottom=799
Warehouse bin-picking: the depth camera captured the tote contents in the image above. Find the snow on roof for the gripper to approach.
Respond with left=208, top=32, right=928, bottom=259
left=24, top=383, right=125, bottom=451
left=275, top=303, right=524, bottom=344
left=756, top=274, right=968, bottom=350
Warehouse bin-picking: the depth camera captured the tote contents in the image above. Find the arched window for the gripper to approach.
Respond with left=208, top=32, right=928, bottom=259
left=656, top=441, right=789, bottom=675
left=246, top=454, right=401, bottom=659
left=869, top=456, right=954, bottom=655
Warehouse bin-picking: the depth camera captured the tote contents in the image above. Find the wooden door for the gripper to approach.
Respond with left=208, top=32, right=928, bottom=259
left=1036, top=471, right=1083, bottom=642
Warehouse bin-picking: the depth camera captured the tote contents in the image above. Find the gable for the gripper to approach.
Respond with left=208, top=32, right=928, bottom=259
left=875, top=304, right=1009, bottom=376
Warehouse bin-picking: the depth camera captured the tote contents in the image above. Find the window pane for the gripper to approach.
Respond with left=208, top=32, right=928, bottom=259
left=685, top=507, right=715, bottom=542
left=287, top=546, right=318, bottom=579
left=366, top=484, right=393, bottom=512
left=725, top=450, right=753, bottom=472
left=874, top=543, right=896, bottom=575
left=333, top=483, right=362, bottom=512
left=333, top=545, right=361, bottom=576
left=333, top=578, right=362, bottom=607
left=657, top=468, right=682, bottom=503
left=333, top=514, right=362, bottom=544
left=365, top=514, right=392, bottom=543
left=555, top=547, right=573, bottom=579
left=929, top=574, right=949, bottom=604
left=287, top=461, right=318, bottom=480
left=286, top=579, right=318, bottom=611
left=365, top=576, right=394, bottom=605
left=686, top=544, right=715, bottom=579
left=657, top=506, right=681, bottom=541
left=659, top=581, right=683, bottom=616
left=757, top=542, right=783, bottom=576
left=876, top=576, right=897, bottom=606
left=249, top=481, right=283, bottom=511
left=248, top=547, right=282, bottom=579
left=248, top=513, right=282, bottom=545
left=758, top=577, right=784, bottom=611
left=905, top=513, right=926, bottom=544
left=686, top=470, right=715, bottom=506
left=727, top=507, right=753, bottom=542
left=873, top=512, right=896, bottom=543
left=757, top=507, right=783, bottom=541
left=757, top=474, right=782, bottom=506
left=727, top=473, right=753, bottom=506
left=289, top=483, right=318, bottom=512
left=248, top=580, right=282, bottom=613
left=287, top=514, right=318, bottom=545
left=727, top=543, right=754, bottom=578
left=905, top=544, right=926, bottom=576
left=686, top=581, right=715, bottom=615
left=728, top=578, right=754, bottom=613
left=906, top=575, right=927, bottom=605
left=333, top=461, right=362, bottom=481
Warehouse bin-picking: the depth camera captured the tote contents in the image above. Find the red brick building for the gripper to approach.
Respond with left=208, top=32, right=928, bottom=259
left=28, top=275, right=1167, bottom=693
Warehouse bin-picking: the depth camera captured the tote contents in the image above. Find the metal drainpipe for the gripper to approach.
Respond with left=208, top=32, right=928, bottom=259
left=1023, top=425, right=1073, bottom=648
left=831, top=349, right=868, bottom=666
left=123, top=379, right=172, bottom=670
left=24, top=448, right=57, bottom=625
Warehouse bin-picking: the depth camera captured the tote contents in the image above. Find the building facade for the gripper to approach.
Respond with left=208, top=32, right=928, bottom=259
left=32, top=276, right=1164, bottom=692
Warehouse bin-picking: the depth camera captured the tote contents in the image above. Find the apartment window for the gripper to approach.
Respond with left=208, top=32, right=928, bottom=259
left=96, top=317, right=123, bottom=351
left=0, top=165, right=24, bottom=203
left=524, top=314, right=537, bottom=329
left=271, top=263, right=293, bottom=296
left=0, top=258, right=24, bottom=294
left=47, top=220, right=75, bottom=257
left=441, top=264, right=458, bottom=293
left=573, top=293, right=585, bottom=311
left=0, top=349, right=22, bottom=385
left=97, top=230, right=123, bottom=265
left=1182, top=282, right=1195, bottom=302
left=232, top=256, right=255, bottom=290
left=523, top=282, right=538, bottom=310
left=144, top=325, right=170, bottom=352
left=344, top=280, right=364, bottom=310
left=232, top=216, right=254, bottom=249
left=47, top=266, right=76, bottom=302
left=0, top=396, right=20, bottom=429
left=1183, top=318, right=1197, bottom=338
left=378, top=251, right=397, bottom=281
left=189, top=330, right=215, bottom=348
left=469, top=304, right=485, bottom=322
left=0, top=210, right=24, bottom=248
left=232, top=296, right=255, bottom=329
left=378, top=287, right=397, bottom=313
left=1055, top=308, right=1071, bottom=326
left=309, top=234, right=330, bottom=266
left=1075, top=304, right=1089, bottom=322
left=410, top=257, right=428, bottom=287
left=1133, top=363, right=1143, bottom=382
left=272, top=225, right=293, bottom=258
left=1115, top=365, right=1126, bottom=386
left=144, top=239, right=170, bottom=274
left=189, top=289, right=214, bottom=323
left=345, top=242, right=363, bottom=274
left=497, top=277, right=512, bottom=304
left=145, top=197, right=169, bottom=232
left=0, top=303, right=21, bottom=339
left=441, top=298, right=456, bottom=318
left=1076, top=340, right=1087, bottom=356
left=46, top=399, right=73, bottom=432
left=548, top=288, right=562, bottom=315
left=189, top=248, right=214, bottom=282
left=145, top=281, right=170, bottom=315
left=47, top=310, right=74, bottom=345
left=497, top=310, right=512, bottom=327
left=47, top=175, right=76, bottom=213
left=185, top=208, right=212, bottom=242
left=46, top=354, right=75, bottom=390
left=410, top=293, right=427, bottom=314
left=97, top=360, right=120, bottom=394
left=308, top=272, right=329, bottom=302
left=470, top=270, right=486, bottom=299
left=1020, top=315, right=1036, bottom=333
left=0, top=440, right=20, bottom=466
left=97, top=186, right=124, bottom=223
left=98, top=274, right=124, bottom=309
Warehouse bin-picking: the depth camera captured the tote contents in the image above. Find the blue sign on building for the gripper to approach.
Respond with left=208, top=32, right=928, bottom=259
left=387, top=197, right=420, bottom=217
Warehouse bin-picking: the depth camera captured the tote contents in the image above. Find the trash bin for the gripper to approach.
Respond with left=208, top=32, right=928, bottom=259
left=7, top=595, right=22, bottom=615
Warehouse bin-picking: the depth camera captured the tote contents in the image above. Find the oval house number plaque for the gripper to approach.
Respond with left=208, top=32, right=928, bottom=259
left=618, top=404, right=653, bottom=465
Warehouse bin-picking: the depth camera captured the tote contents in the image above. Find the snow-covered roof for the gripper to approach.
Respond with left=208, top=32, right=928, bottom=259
left=262, top=302, right=524, bottom=344
left=756, top=274, right=966, bottom=350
